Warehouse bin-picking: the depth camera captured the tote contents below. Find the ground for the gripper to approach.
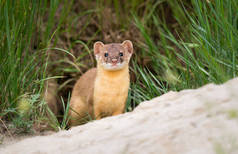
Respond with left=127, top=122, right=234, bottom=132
left=1, top=77, right=238, bottom=154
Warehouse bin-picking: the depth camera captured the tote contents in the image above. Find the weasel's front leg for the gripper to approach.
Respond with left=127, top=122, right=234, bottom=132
left=112, top=106, right=125, bottom=116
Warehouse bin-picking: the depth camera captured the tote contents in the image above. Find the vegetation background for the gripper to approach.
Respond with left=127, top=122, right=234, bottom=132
left=0, top=0, right=237, bottom=134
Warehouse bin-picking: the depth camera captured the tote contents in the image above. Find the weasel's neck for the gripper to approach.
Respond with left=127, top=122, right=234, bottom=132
left=96, top=64, right=129, bottom=81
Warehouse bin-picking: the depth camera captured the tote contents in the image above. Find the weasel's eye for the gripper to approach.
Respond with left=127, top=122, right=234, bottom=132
left=104, top=53, right=108, bottom=57
left=119, top=52, right=123, bottom=56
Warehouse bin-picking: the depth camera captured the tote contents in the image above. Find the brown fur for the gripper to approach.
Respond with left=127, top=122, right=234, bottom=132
left=69, top=40, right=133, bottom=126
left=69, top=68, right=96, bottom=125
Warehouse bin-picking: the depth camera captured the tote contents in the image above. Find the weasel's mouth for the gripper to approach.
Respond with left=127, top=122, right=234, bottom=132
left=111, top=59, right=119, bottom=66
left=102, top=61, right=126, bottom=71
left=111, top=62, right=119, bottom=66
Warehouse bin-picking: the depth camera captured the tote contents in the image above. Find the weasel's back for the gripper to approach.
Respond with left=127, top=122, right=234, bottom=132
left=69, top=68, right=97, bottom=126
left=71, top=68, right=97, bottom=103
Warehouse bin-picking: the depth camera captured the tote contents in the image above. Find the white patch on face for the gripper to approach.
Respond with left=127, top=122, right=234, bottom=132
left=101, top=61, right=127, bottom=71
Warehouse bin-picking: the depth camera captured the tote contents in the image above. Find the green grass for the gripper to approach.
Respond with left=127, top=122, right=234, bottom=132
left=129, top=0, right=238, bottom=107
left=0, top=0, right=237, bottom=132
left=0, top=0, right=46, bottom=120
left=44, top=94, right=71, bottom=131
left=0, top=0, right=71, bottom=132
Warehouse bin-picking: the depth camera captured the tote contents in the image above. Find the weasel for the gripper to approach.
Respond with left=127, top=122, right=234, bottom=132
left=69, top=40, right=133, bottom=126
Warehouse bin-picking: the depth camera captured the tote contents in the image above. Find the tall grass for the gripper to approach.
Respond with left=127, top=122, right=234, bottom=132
left=0, top=0, right=67, bottom=131
left=1, top=0, right=40, bottom=116
left=129, top=0, right=238, bottom=106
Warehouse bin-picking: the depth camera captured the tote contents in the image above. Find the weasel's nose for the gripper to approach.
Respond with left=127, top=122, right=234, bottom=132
left=111, top=58, right=118, bottom=63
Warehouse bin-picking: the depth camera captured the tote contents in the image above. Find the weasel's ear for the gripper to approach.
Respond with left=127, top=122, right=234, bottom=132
left=122, top=40, right=133, bottom=54
left=94, top=41, right=104, bottom=55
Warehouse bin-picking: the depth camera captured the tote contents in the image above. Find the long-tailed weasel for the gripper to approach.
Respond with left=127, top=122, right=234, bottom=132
left=69, top=40, right=133, bottom=126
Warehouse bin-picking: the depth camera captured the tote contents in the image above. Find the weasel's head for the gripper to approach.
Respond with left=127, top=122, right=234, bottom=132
left=94, top=40, right=133, bottom=71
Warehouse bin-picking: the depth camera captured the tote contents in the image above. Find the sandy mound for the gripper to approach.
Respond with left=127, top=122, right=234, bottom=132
left=1, top=78, right=238, bottom=154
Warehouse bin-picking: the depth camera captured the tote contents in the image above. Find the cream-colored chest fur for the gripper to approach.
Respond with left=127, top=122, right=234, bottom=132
left=94, top=65, right=129, bottom=118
